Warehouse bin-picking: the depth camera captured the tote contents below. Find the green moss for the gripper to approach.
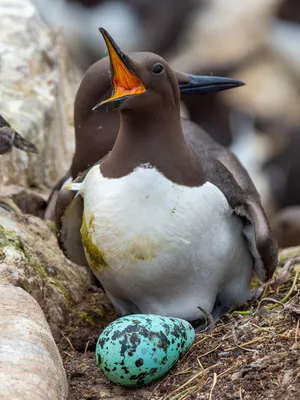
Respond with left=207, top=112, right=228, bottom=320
left=0, top=225, right=48, bottom=279
left=80, top=213, right=109, bottom=273
left=0, top=224, right=73, bottom=309
left=22, top=243, right=48, bottom=279
left=0, top=224, right=24, bottom=252
left=48, top=278, right=73, bottom=308
left=74, top=311, right=95, bottom=326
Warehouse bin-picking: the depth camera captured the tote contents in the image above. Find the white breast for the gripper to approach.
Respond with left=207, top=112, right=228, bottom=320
left=79, top=164, right=253, bottom=321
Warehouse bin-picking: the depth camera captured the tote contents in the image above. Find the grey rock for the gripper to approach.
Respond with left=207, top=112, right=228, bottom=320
left=0, top=284, right=68, bottom=400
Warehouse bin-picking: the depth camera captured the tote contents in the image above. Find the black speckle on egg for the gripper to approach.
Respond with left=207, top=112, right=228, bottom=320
left=169, top=321, right=181, bottom=338
left=120, top=337, right=127, bottom=357
left=152, top=347, right=156, bottom=352
left=104, top=366, right=111, bottom=372
left=156, top=331, right=170, bottom=351
left=121, top=366, right=130, bottom=375
left=130, top=332, right=140, bottom=346
left=114, top=325, right=143, bottom=357
left=98, top=337, right=106, bottom=348
left=181, top=329, right=187, bottom=340
left=135, top=358, right=144, bottom=368
left=162, top=323, right=170, bottom=335
left=161, top=355, right=168, bottom=365
left=112, top=330, right=122, bottom=340
left=150, top=368, right=158, bottom=375
left=97, top=354, right=101, bottom=365
left=129, top=371, right=148, bottom=385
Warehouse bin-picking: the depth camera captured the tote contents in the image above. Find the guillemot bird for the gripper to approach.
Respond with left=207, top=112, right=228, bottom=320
left=56, top=28, right=278, bottom=325
left=0, top=115, right=37, bottom=155
left=44, top=55, right=244, bottom=220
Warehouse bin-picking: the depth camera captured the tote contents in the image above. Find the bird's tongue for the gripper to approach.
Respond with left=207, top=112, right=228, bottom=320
left=100, top=28, right=146, bottom=106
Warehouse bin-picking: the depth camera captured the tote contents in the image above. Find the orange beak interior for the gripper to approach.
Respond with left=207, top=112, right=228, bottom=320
left=100, top=29, right=146, bottom=106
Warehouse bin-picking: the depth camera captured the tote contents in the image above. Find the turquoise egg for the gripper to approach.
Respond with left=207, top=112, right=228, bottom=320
left=95, top=314, right=195, bottom=387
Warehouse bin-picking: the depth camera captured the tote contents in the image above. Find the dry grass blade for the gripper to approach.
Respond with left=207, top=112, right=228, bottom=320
left=163, top=363, right=219, bottom=400
left=224, top=337, right=264, bottom=352
left=197, top=344, right=221, bottom=359
left=84, top=340, right=90, bottom=355
left=62, top=334, right=76, bottom=353
left=266, top=270, right=299, bottom=310
left=209, top=373, right=217, bottom=400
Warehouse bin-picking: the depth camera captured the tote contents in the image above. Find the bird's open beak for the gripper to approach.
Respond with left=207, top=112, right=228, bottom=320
left=178, top=74, right=245, bottom=95
left=93, top=28, right=146, bottom=111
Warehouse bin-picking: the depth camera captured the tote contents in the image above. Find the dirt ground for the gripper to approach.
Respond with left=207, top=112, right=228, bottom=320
left=58, top=254, right=300, bottom=400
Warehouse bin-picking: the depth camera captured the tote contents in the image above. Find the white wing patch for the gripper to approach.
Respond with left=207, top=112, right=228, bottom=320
left=64, top=182, right=83, bottom=191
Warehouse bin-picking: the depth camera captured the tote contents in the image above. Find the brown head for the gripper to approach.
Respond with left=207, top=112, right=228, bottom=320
left=93, top=28, right=182, bottom=118
left=94, top=28, right=204, bottom=185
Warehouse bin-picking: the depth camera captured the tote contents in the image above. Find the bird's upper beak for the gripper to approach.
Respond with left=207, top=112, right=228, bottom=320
left=93, top=28, right=146, bottom=111
left=177, top=73, right=245, bottom=95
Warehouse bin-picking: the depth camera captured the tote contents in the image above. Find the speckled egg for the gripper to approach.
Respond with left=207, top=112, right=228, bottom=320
left=95, top=314, right=195, bottom=387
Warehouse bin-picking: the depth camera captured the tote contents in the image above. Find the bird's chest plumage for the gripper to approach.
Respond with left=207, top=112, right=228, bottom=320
left=80, top=165, right=242, bottom=283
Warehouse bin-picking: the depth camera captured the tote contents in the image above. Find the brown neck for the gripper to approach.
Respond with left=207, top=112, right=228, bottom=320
left=100, top=107, right=205, bottom=187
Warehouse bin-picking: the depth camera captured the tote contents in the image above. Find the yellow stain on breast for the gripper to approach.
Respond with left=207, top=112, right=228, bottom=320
left=81, top=213, right=162, bottom=271
left=80, top=213, right=109, bottom=274
left=125, top=235, right=161, bottom=263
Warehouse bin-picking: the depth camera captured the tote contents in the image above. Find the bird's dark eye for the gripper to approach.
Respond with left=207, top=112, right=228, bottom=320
left=151, top=63, right=164, bottom=75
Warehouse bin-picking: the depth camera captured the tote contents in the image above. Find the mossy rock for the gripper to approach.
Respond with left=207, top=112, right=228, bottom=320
left=0, top=204, right=92, bottom=339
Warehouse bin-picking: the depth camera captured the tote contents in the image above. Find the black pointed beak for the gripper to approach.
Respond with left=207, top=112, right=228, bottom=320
left=179, top=75, right=245, bottom=95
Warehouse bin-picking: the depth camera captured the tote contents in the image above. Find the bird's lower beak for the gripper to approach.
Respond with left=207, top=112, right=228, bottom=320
left=179, top=74, right=245, bottom=95
left=93, top=28, right=146, bottom=111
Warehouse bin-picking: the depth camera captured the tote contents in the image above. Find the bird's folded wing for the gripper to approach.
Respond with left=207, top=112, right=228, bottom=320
left=201, top=155, right=278, bottom=282
left=56, top=172, right=88, bottom=266
left=235, top=201, right=278, bottom=281
left=55, top=160, right=104, bottom=266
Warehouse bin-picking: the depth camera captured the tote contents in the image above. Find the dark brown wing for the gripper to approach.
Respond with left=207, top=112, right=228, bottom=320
left=182, top=117, right=260, bottom=200
left=44, top=171, right=72, bottom=221
left=235, top=200, right=278, bottom=281
left=55, top=171, right=89, bottom=266
left=55, top=160, right=104, bottom=266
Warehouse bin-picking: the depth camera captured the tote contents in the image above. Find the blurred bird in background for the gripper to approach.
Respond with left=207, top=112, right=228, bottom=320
left=33, top=0, right=300, bottom=248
